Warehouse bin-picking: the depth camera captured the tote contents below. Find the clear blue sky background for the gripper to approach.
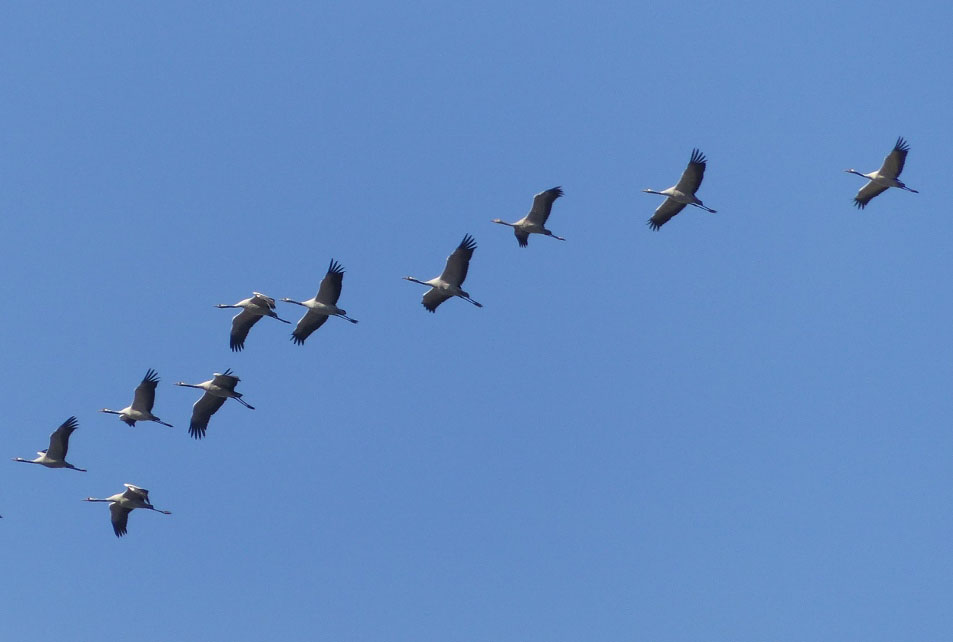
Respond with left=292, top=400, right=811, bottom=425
left=2, top=2, right=951, bottom=640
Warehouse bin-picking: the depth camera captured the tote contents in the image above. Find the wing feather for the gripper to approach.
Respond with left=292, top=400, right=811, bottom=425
left=47, top=416, right=79, bottom=460
left=316, top=259, right=345, bottom=305
left=526, top=186, right=563, bottom=225
left=291, top=310, right=329, bottom=345
left=647, top=198, right=688, bottom=230
left=132, top=369, right=159, bottom=413
left=422, top=288, right=452, bottom=313
left=110, top=503, right=132, bottom=537
left=881, top=137, right=910, bottom=179
left=439, top=234, right=477, bottom=286
left=674, top=148, right=707, bottom=195
left=853, top=181, right=889, bottom=209
left=189, top=393, right=228, bottom=439
left=230, top=310, right=261, bottom=352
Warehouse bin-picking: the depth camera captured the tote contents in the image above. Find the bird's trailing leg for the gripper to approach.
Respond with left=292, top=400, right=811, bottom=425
left=234, top=397, right=256, bottom=410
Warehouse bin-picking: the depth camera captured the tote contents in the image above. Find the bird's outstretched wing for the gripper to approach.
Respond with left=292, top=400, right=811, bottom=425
left=251, top=292, right=278, bottom=311
left=47, top=416, right=79, bottom=461
left=230, top=310, right=262, bottom=352
left=110, top=503, right=132, bottom=537
left=525, top=186, right=563, bottom=226
left=316, top=259, right=346, bottom=305
left=647, top=198, right=688, bottom=230
left=880, top=136, right=910, bottom=179
left=439, top=234, right=477, bottom=286
left=674, top=148, right=707, bottom=195
left=189, top=393, right=228, bottom=439
left=853, top=182, right=889, bottom=209
left=212, top=370, right=240, bottom=390
left=132, top=369, right=160, bottom=413
left=291, top=310, right=329, bottom=345
left=422, top=288, right=452, bottom=313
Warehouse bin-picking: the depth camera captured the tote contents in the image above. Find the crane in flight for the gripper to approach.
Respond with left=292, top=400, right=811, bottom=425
left=84, top=483, right=171, bottom=537
left=216, top=292, right=290, bottom=351
left=845, top=137, right=919, bottom=209
left=281, top=259, right=358, bottom=345
left=174, top=369, right=254, bottom=439
left=492, top=186, right=566, bottom=247
left=100, top=369, right=173, bottom=428
left=404, top=234, right=483, bottom=312
left=12, top=416, right=86, bottom=472
left=643, top=149, right=716, bottom=230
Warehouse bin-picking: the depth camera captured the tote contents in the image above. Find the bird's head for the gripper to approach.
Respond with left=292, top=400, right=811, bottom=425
left=491, top=218, right=504, bottom=224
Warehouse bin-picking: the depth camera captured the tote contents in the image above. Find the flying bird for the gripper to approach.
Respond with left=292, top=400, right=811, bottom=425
left=643, top=148, right=717, bottom=230
left=84, top=483, right=171, bottom=537
left=492, top=186, right=566, bottom=247
left=100, top=369, right=173, bottom=428
left=845, top=137, right=919, bottom=209
left=281, top=259, right=358, bottom=345
left=174, top=369, right=254, bottom=439
left=216, top=292, right=290, bottom=351
left=12, top=416, right=86, bottom=472
left=404, top=234, right=483, bottom=312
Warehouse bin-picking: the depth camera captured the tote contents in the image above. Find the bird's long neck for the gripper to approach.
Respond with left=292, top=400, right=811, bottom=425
left=68, top=464, right=88, bottom=472
left=405, top=277, right=428, bottom=286
left=84, top=497, right=110, bottom=503
left=492, top=219, right=514, bottom=227
left=281, top=298, right=305, bottom=306
left=13, top=458, right=38, bottom=464
left=215, top=304, right=238, bottom=308
left=643, top=189, right=664, bottom=195
left=175, top=382, right=202, bottom=389
left=100, top=409, right=121, bottom=415
left=846, top=169, right=866, bottom=178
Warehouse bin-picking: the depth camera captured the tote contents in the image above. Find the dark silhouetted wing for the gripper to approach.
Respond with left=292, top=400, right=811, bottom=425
left=525, top=186, right=563, bottom=226
left=675, top=149, right=707, bottom=195
left=422, top=288, right=452, bottom=313
left=230, top=310, right=261, bottom=352
left=47, top=416, right=79, bottom=460
left=439, top=234, right=477, bottom=286
left=132, top=369, right=160, bottom=413
left=110, top=503, right=132, bottom=537
left=291, top=310, right=329, bottom=345
left=316, top=259, right=345, bottom=305
left=189, top=393, right=227, bottom=439
left=853, top=182, right=890, bottom=209
left=648, top=198, right=688, bottom=230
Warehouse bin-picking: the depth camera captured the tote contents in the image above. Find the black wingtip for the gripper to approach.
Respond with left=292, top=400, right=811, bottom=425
left=647, top=218, right=662, bottom=231
left=895, top=136, right=910, bottom=152
left=63, top=416, right=79, bottom=430
left=143, top=368, right=160, bottom=385
left=188, top=426, right=206, bottom=440
left=291, top=334, right=306, bottom=346
left=459, top=234, right=477, bottom=251
left=328, top=258, right=346, bottom=275
left=690, top=148, right=707, bottom=165
left=853, top=199, right=867, bottom=210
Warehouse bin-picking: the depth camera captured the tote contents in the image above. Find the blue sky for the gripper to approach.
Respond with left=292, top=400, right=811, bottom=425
left=2, top=2, right=951, bottom=640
